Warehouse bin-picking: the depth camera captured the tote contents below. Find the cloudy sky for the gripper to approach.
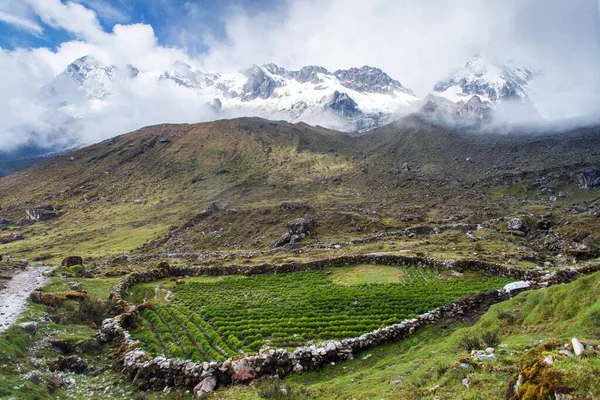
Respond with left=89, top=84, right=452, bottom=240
left=0, top=0, right=599, bottom=151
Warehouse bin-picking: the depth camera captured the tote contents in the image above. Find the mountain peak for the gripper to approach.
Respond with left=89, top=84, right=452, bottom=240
left=433, top=55, right=533, bottom=103
left=334, top=65, right=415, bottom=96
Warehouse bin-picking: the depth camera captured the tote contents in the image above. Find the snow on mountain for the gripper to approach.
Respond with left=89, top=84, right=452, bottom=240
left=422, top=55, right=537, bottom=125
left=433, top=55, right=533, bottom=104
left=30, top=54, right=539, bottom=149
left=44, top=56, right=138, bottom=103
left=156, top=62, right=418, bottom=131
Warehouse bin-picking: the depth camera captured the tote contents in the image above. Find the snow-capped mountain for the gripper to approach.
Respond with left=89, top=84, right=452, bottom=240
left=44, top=56, right=139, bottom=104
left=417, top=55, right=537, bottom=125
left=21, top=54, right=539, bottom=156
left=432, top=55, right=533, bottom=104
left=158, top=62, right=418, bottom=131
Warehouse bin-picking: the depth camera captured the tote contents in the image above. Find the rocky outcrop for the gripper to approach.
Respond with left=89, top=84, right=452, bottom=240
left=0, top=232, right=24, bottom=245
left=242, top=65, right=277, bottom=101
left=25, top=205, right=57, bottom=222
left=577, top=168, right=600, bottom=189
left=275, top=216, right=317, bottom=247
left=324, top=91, right=360, bottom=118
left=418, top=94, right=493, bottom=124
left=333, top=66, right=415, bottom=96
left=61, top=256, right=83, bottom=267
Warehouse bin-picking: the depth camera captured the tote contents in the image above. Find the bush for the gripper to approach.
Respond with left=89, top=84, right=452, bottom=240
left=497, top=310, right=520, bottom=325
left=460, top=334, right=482, bottom=351
left=481, top=330, right=501, bottom=348
left=78, top=298, right=111, bottom=324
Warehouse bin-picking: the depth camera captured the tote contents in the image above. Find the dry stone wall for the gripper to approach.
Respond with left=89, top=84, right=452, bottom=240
left=96, top=255, right=600, bottom=396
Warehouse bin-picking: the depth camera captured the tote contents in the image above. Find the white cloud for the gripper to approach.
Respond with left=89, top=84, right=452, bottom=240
left=72, top=0, right=129, bottom=24
left=0, top=10, right=43, bottom=35
left=23, top=0, right=106, bottom=42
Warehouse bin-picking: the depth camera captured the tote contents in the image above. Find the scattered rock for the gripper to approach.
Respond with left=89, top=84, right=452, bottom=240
left=571, top=338, right=584, bottom=356
left=474, top=351, right=497, bottom=362
left=19, top=321, right=38, bottom=334
left=507, top=218, right=529, bottom=233
left=191, top=175, right=204, bottom=184
left=543, top=355, right=554, bottom=365
left=577, top=167, right=600, bottom=189
left=462, top=377, right=470, bottom=388
left=69, top=282, right=83, bottom=291
left=428, top=384, right=441, bottom=393
left=280, top=201, right=294, bottom=211
left=558, top=349, right=573, bottom=357
left=288, top=216, right=316, bottom=236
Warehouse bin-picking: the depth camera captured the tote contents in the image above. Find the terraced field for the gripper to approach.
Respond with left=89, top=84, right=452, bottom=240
left=132, top=266, right=512, bottom=361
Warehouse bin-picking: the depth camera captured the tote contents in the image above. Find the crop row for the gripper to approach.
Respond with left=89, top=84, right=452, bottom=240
left=134, top=267, right=511, bottom=360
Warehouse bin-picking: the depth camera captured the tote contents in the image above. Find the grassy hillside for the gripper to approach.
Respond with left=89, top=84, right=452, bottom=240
left=0, top=117, right=598, bottom=268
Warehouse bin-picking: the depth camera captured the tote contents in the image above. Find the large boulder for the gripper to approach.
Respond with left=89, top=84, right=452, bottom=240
left=577, top=168, right=600, bottom=189
left=507, top=218, right=529, bottom=233
left=61, top=256, right=83, bottom=267
left=287, top=217, right=316, bottom=236
left=275, top=217, right=316, bottom=247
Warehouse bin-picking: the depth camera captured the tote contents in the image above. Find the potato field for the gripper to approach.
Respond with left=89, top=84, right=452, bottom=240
left=133, top=266, right=511, bottom=361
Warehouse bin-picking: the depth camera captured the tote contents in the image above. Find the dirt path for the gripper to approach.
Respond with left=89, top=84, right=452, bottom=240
left=0, top=267, right=47, bottom=332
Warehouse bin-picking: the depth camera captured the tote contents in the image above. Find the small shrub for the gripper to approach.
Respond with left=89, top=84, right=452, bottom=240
left=497, top=310, right=520, bottom=325
left=481, top=330, right=501, bottom=348
left=460, top=334, right=482, bottom=351
left=78, top=298, right=111, bottom=324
